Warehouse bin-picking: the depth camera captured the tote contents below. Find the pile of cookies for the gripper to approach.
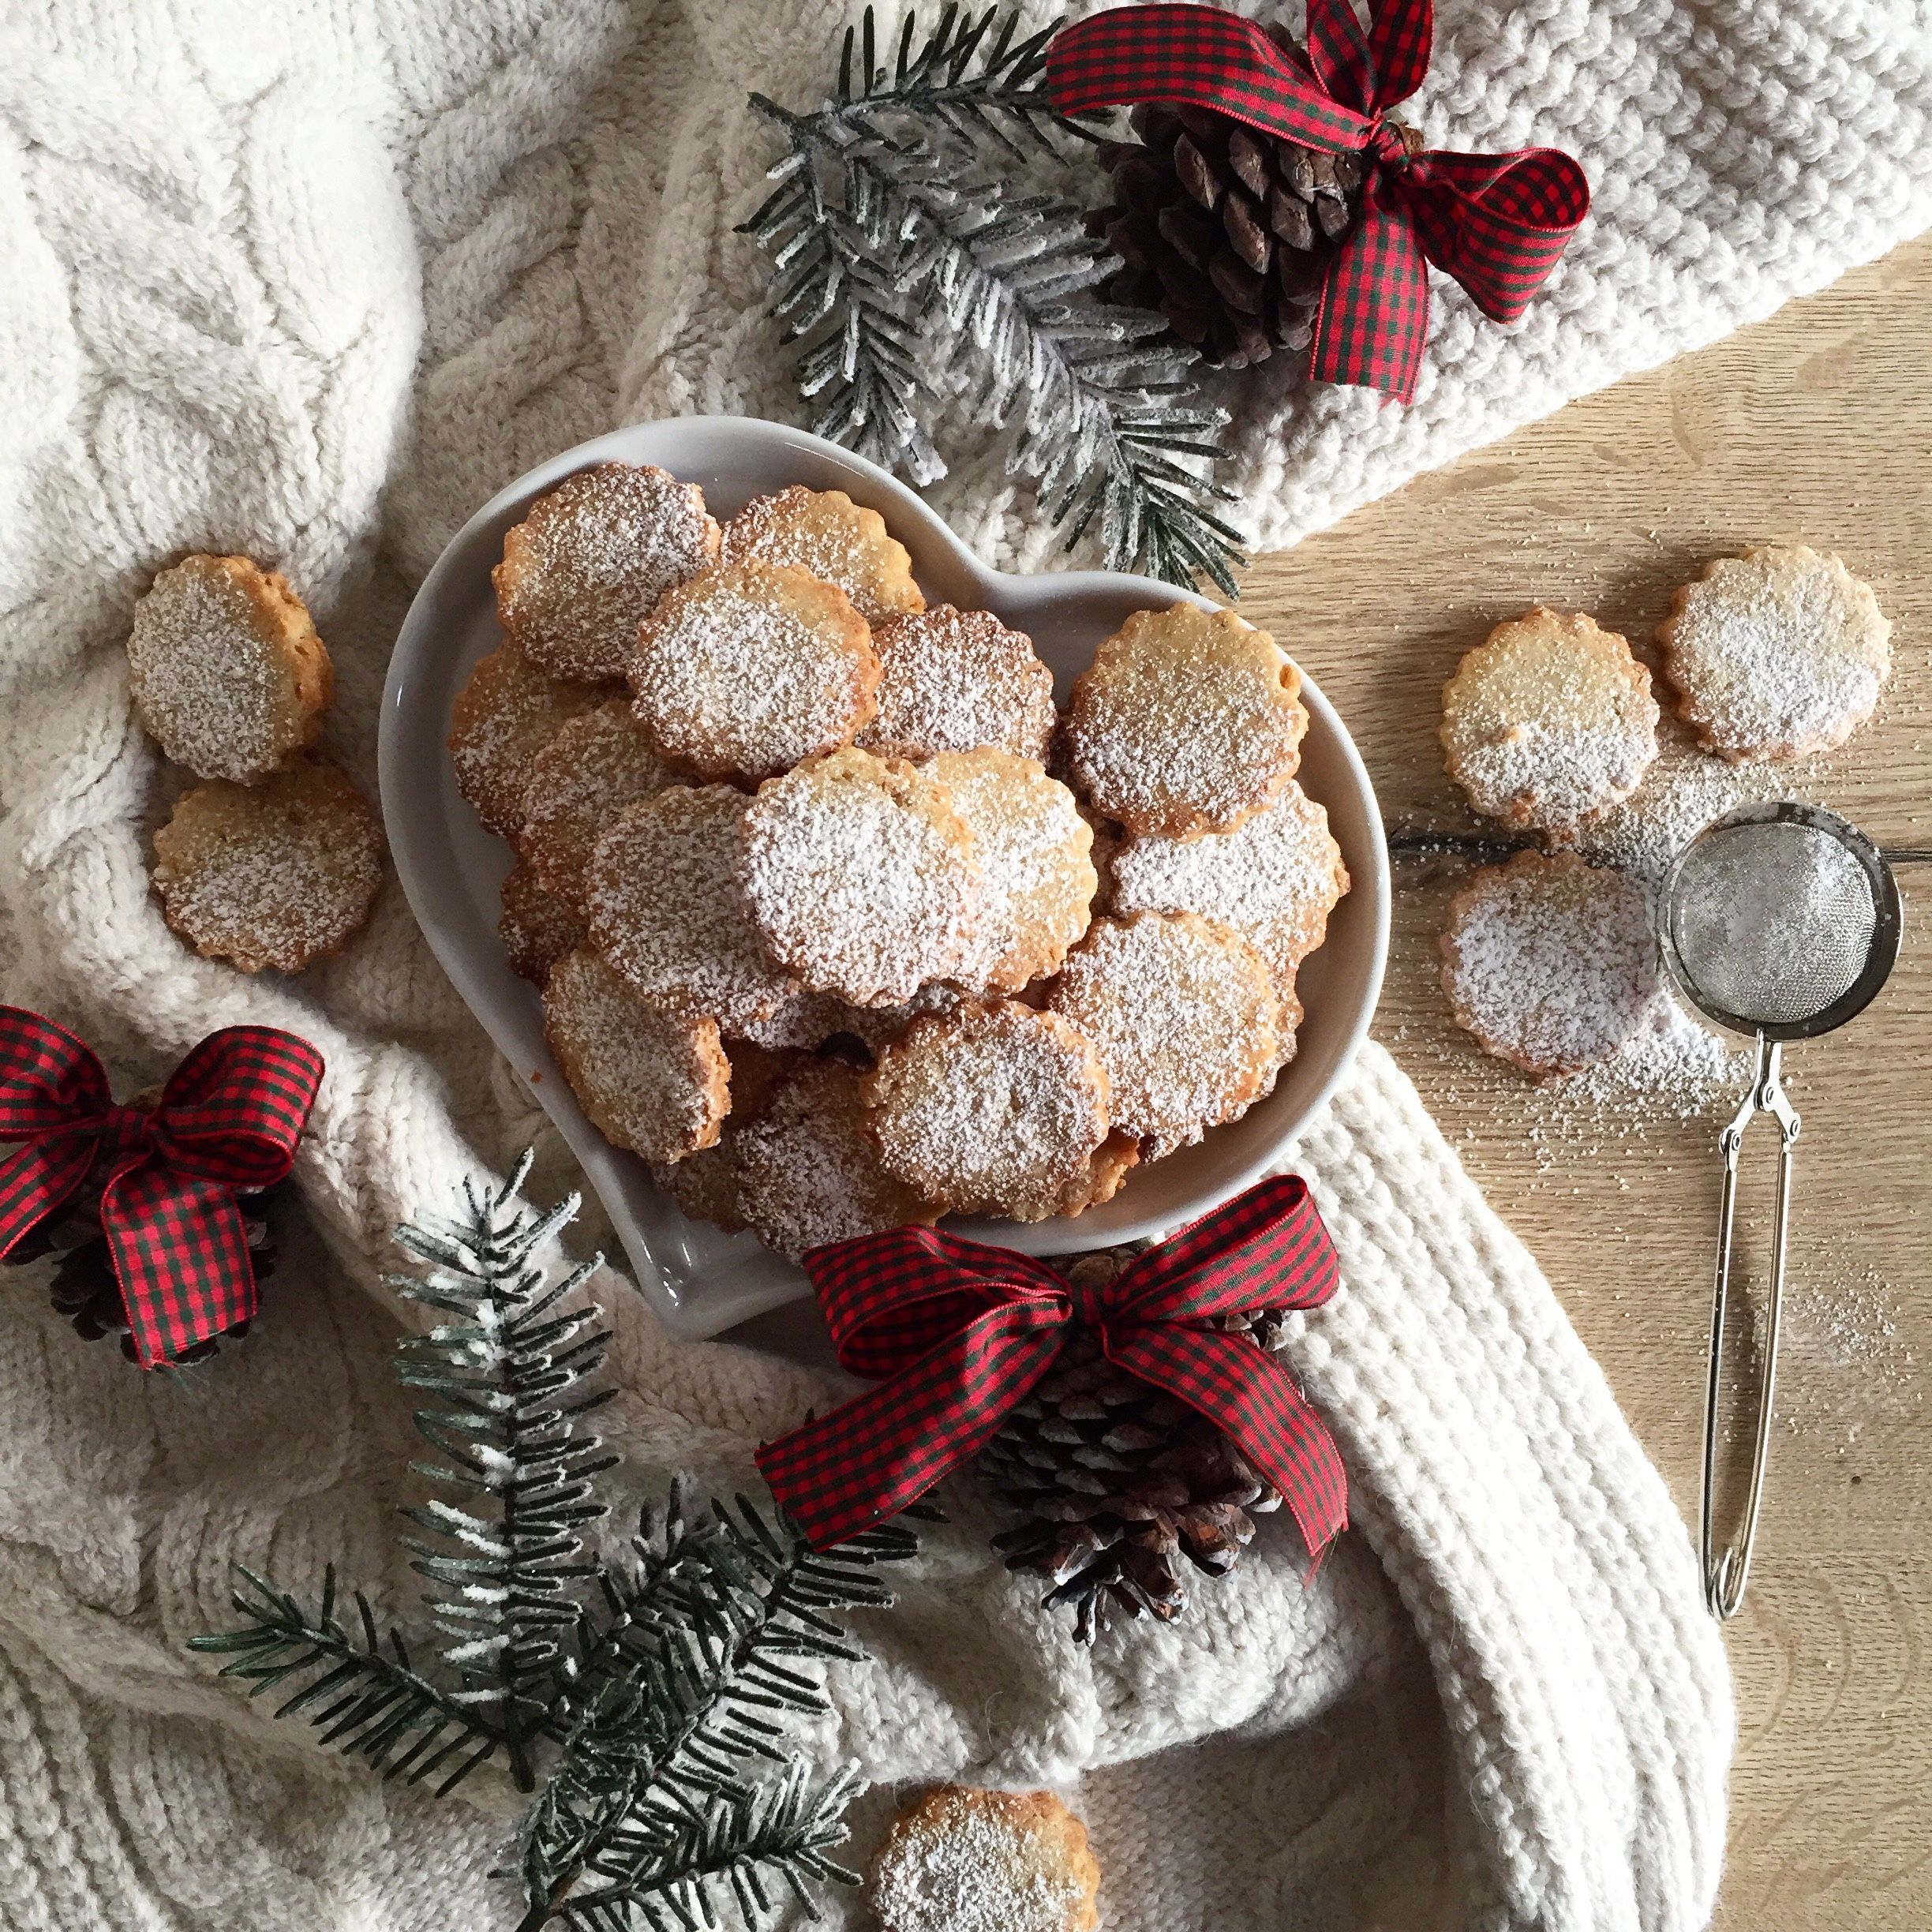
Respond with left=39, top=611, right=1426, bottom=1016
left=1436, top=545, right=1892, bottom=1077
left=449, top=464, right=1348, bottom=1256
left=127, top=555, right=384, bottom=973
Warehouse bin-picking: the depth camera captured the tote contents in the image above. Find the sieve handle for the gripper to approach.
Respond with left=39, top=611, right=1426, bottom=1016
left=1700, top=1032, right=1799, bottom=1621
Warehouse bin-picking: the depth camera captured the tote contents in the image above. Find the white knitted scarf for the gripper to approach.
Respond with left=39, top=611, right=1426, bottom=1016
left=2, top=0, right=1927, bottom=1926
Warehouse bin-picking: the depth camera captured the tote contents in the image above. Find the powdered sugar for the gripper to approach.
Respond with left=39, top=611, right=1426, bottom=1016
left=720, top=484, right=923, bottom=623
left=742, top=749, right=979, bottom=1005
left=1109, top=778, right=1347, bottom=1005
left=932, top=750, right=1095, bottom=993
left=859, top=605, right=1056, bottom=762
left=152, top=765, right=384, bottom=975
left=868, top=1002, right=1109, bottom=1220
left=1441, top=610, right=1658, bottom=833
left=1441, top=854, right=1658, bottom=1077
left=1067, top=605, right=1307, bottom=838
left=496, top=462, right=720, bottom=682
left=1668, top=818, right=1877, bottom=1025
left=541, top=948, right=725, bottom=1163
left=734, top=1058, right=934, bottom=1256
left=449, top=639, right=608, bottom=838
left=1049, top=912, right=1279, bottom=1153
left=128, top=554, right=324, bottom=782
left=630, top=562, right=878, bottom=780
left=585, top=785, right=798, bottom=1030
left=521, top=699, right=682, bottom=900
left=1661, top=545, right=1891, bottom=759
left=871, top=1790, right=1093, bottom=1932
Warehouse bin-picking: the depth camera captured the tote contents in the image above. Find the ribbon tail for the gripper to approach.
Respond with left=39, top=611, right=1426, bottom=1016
left=103, top=1166, right=259, bottom=1367
left=1309, top=174, right=1431, bottom=402
left=758, top=1319, right=1062, bottom=1548
left=1107, top=1327, right=1348, bottom=1563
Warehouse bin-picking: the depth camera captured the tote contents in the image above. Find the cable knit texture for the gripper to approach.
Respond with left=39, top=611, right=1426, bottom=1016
left=2, top=0, right=1926, bottom=1923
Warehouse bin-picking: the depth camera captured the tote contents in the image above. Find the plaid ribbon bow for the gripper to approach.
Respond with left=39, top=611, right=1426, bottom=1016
left=1047, top=0, right=1591, bottom=401
left=0, top=1006, right=323, bottom=1366
left=757, top=1174, right=1347, bottom=1559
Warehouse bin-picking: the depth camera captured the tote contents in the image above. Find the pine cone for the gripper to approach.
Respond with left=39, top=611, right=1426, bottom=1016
left=1087, top=88, right=1362, bottom=370
left=979, top=1241, right=1294, bottom=1644
left=7, top=1136, right=281, bottom=1364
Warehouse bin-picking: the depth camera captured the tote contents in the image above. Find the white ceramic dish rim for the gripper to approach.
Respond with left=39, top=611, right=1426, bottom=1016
left=380, top=415, right=1389, bottom=1339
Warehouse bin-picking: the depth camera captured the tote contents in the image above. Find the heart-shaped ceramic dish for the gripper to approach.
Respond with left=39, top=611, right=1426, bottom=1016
left=380, top=416, right=1388, bottom=1338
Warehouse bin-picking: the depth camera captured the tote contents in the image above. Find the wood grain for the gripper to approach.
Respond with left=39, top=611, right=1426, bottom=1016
left=1241, top=232, right=1932, bottom=1930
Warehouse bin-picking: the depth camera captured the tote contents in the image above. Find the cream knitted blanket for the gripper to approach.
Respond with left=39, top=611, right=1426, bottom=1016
left=2, top=0, right=1928, bottom=1925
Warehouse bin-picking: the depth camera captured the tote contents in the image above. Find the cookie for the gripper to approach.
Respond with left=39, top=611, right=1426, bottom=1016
left=858, top=605, right=1056, bottom=762
left=930, top=750, right=1095, bottom=994
left=450, top=638, right=609, bottom=839
left=1047, top=912, right=1280, bottom=1156
left=719, top=485, right=924, bottom=624
left=871, top=1785, right=1100, bottom=1932
left=1440, top=608, right=1659, bottom=833
left=127, top=553, right=333, bottom=784
left=493, top=462, right=720, bottom=682
left=585, top=786, right=799, bottom=1032
left=1108, top=778, right=1348, bottom=1009
left=1065, top=604, right=1306, bottom=839
left=1658, top=544, right=1892, bottom=761
left=498, top=859, right=586, bottom=985
left=1054, top=1129, right=1142, bottom=1218
left=151, top=762, right=384, bottom=974
left=867, top=1001, right=1110, bottom=1222
left=629, top=560, right=880, bottom=781
left=645, top=1042, right=788, bottom=1235
left=520, top=700, right=682, bottom=902
left=542, top=949, right=728, bottom=1163
left=743, top=748, right=980, bottom=1006
left=735, top=1057, right=938, bottom=1258
left=1440, top=851, right=1657, bottom=1078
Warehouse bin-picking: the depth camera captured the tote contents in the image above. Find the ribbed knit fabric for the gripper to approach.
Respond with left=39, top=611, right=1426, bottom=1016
left=2, top=0, right=1926, bottom=1924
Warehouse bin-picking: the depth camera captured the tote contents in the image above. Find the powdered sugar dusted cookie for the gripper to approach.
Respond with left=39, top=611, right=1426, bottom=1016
left=128, top=554, right=334, bottom=784
left=735, top=1057, right=938, bottom=1258
left=1065, top=604, right=1306, bottom=839
left=930, top=750, right=1095, bottom=994
left=1440, top=608, right=1659, bottom=833
left=871, top=1785, right=1100, bottom=1932
left=450, top=639, right=609, bottom=839
left=858, top=605, right=1055, bottom=762
left=743, top=748, right=979, bottom=1006
left=499, top=859, right=586, bottom=985
left=646, top=1042, right=788, bottom=1234
left=1659, top=545, right=1891, bottom=761
left=720, top=485, right=924, bottom=624
left=1048, top=912, right=1280, bottom=1155
left=521, top=701, right=682, bottom=901
left=152, top=762, right=384, bottom=974
left=1109, top=778, right=1348, bottom=1009
left=585, top=786, right=798, bottom=1031
left=543, top=949, right=728, bottom=1163
left=494, top=462, right=720, bottom=682
left=1440, top=851, right=1657, bottom=1078
left=630, top=561, right=880, bottom=781
left=867, top=1001, right=1110, bottom=1222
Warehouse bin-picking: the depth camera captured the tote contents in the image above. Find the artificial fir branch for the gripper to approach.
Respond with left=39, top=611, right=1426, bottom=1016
left=189, top=1563, right=500, bottom=1795
left=389, top=1155, right=618, bottom=1788
left=190, top=1155, right=917, bottom=1932
left=740, top=6, right=1246, bottom=593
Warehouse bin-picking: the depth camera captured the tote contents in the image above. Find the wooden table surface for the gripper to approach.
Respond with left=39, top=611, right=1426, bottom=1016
left=1241, top=233, right=1932, bottom=1930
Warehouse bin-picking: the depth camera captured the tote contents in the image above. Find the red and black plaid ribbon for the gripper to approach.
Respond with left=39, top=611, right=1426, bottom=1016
left=1048, top=0, right=1590, bottom=401
left=756, top=1174, right=1347, bottom=1559
left=0, top=1006, right=323, bottom=1366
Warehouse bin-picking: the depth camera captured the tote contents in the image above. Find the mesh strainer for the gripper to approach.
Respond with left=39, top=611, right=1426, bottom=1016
left=1658, top=803, right=1904, bottom=1619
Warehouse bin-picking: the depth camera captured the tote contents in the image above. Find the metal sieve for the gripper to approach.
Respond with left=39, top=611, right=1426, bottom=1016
left=1657, top=803, right=1904, bottom=1619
